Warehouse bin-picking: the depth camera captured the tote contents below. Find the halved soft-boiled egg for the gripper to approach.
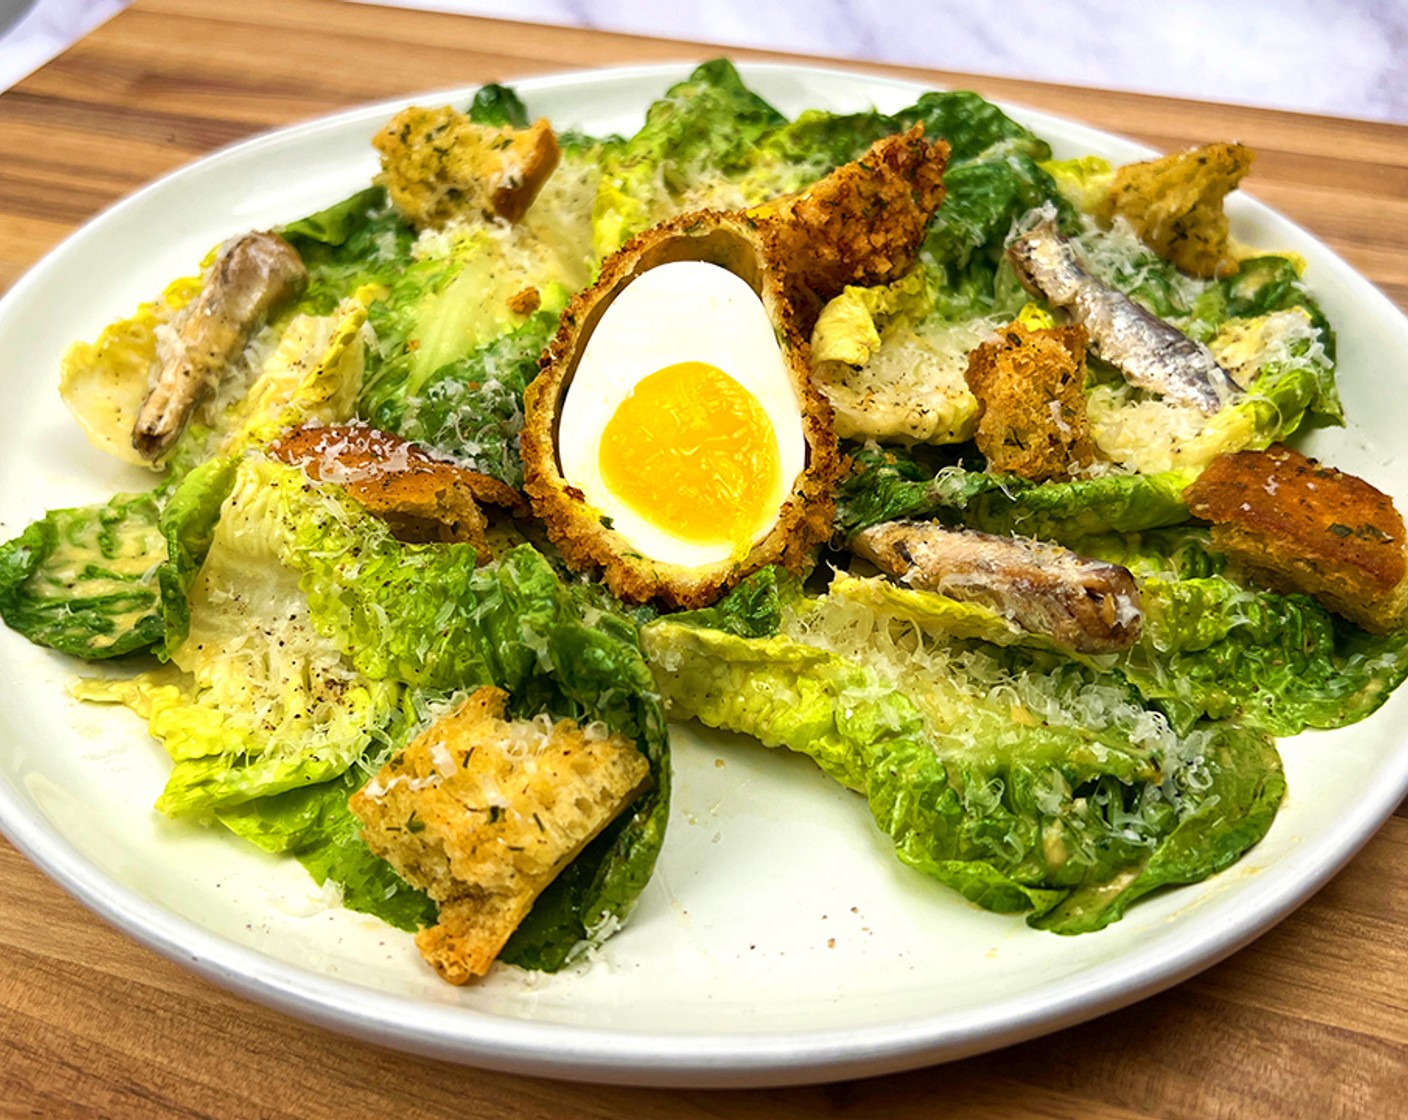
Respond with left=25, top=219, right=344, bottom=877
left=554, top=260, right=806, bottom=571
left=522, top=209, right=843, bottom=609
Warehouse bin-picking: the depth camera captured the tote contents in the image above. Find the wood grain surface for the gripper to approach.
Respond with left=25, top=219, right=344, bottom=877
left=0, top=1, right=1405, bottom=1116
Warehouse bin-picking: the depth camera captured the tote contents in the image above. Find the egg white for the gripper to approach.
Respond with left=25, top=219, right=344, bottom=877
left=556, top=261, right=805, bottom=569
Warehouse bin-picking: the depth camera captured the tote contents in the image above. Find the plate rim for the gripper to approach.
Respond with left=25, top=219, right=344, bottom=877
left=1, top=58, right=1407, bottom=1089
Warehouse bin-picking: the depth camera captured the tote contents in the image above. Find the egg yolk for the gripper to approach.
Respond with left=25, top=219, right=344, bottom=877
left=598, top=361, right=782, bottom=553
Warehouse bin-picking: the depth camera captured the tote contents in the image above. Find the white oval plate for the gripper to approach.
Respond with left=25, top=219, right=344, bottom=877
left=1, top=62, right=1406, bottom=1090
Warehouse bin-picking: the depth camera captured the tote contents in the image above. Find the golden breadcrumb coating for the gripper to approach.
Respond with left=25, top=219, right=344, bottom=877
left=748, top=124, right=948, bottom=329
left=1185, top=443, right=1408, bottom=632
left=1104, top=142, right=1253, bottom=279
left=349, top=686, right=651, bottom=984
left=267, top=424, right=527, bottom=559
left=373, top=106, right=561, bottom=228
left=964, top=321, right=1096, bottom=481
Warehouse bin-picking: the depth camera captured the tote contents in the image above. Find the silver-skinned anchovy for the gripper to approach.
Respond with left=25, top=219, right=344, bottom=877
left=1006, top=220, right=1239, bottom=414
left=851, top=520, right=1142, bottom=653
left=132, top=230, right=307, bottom=461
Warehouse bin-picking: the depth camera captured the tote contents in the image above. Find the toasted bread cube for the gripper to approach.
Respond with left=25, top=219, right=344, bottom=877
left=373, top=106, right=561, bottom=228
left=964, top=320, right=1096, bottom=481
left=349, top=686, right=651, bottom=983
left=1105, top=142, right=1253, bottom=279
left=1185, top=444, right=1408, bottom=632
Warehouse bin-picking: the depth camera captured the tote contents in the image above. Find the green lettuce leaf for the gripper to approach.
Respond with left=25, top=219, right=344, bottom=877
left=1125, top=576, right=1408, bottom=735
left=359, top=240, right=553, bottom=407
left=281, top=186, right=388, bottom=250
left=1032, top=722, right=1284, bottom=933
left=753, top=108, right=899, bottom=178
left=156, top=454, right=241, bottom=654
left=910, top=104, right=1070, bottom=323
left=963, top=469, right=1193, bottom=542
left=217, top=766, right=439, bottom=932
left=0, top=488, right=168, bottom=659
left=834, top=444, right=1192, bottom=544
left=662, top=565, right=794, bottom=640
left=360, top=309, right=558, bottom=488
left=1210, top=304, right=1341, bottom=427
left=290, top=193, right=417, bottom=317
left=646, top=582, right=1283, bottom=932
left=921, top=154, right=1067, bottom=274
left=895, top=91, right=1050, bottom=164
left=833, top=444, right=985, bottom=536
left=468, top=82, right=531, bottom=128
left=351, top=208, right=574, bottom=485
left=1222, top=255, right=1337, bottom=361
left=591, top=59, right=787, bottom=257
left=643, top=622, right=905, bottom=798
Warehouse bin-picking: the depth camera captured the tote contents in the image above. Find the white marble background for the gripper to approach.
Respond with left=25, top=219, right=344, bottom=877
left=0, top=0, right=120, bottom=91
left=2, top=0, right=1406, bottom=124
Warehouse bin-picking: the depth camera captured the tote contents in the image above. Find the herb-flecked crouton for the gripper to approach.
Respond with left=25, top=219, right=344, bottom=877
left=964, top=320, right=1096, bottom=481
left=1105, top=142, right=1253, bottom=279
left=349, top=686, right=651, bottom=983
left=373, top=106, right=561, bottom=228
left=1185, top=443, right=1408, bottom=632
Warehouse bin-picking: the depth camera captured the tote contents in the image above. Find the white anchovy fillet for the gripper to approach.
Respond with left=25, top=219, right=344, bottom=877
left=851, top=520, right=1142, bottom=653
left=1006, top=220, right=1240, bottom=415
left=132, top=231, right=307, bottom=460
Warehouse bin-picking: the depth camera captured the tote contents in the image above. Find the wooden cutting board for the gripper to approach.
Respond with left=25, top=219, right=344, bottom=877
left=0, top=1, right=1404, bottom=1116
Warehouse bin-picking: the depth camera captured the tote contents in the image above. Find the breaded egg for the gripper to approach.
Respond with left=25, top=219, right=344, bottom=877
left=522, top=209, right=843, bottom=610
left=555, top=260, right=806, bottom=570
left=522, top=130, right=947, bottom=609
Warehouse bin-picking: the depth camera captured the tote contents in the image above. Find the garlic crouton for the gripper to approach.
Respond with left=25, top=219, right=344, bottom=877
left=267, top=425, right=527, bottom=558
left=964, top=321, right=1096, bottom=481
left=349, top=686, right=651, bottom=984
left=373, top=105, right=561, bottom=228
left=1185, top=443, right=1408, bottom=632
left=1105, top=142, right=1253, bottom=278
